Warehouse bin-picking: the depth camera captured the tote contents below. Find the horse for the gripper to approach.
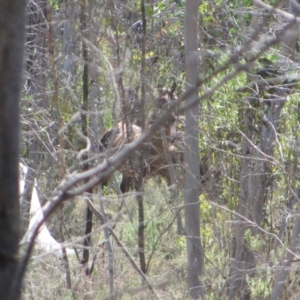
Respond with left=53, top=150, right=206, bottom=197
left=99, top=84, right=178, bottom=193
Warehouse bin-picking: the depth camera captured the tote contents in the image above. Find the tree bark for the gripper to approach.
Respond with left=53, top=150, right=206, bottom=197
left=136, top=0, right=147, bottom=275
left=229, top=2, right=300, bottom=298
left=0, top=1, right=26, bottom=299
left=184, top=0, right=203, bottom=299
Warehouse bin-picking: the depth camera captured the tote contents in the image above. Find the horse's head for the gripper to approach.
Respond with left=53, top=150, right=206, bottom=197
left=156, top=82, right=177, bottom=125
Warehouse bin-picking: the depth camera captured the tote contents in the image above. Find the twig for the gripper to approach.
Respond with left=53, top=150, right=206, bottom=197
left=86, top=199, right=161, bottom=299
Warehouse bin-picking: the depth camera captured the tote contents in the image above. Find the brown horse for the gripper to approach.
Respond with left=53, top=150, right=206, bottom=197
left=99, top=85, right=178, bottom=193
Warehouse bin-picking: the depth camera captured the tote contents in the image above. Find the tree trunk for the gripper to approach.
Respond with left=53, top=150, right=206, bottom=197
left=228, top=2, right=300, bottom=298
left=270, top=1, right=300, bottom=298
left=80, top=0, right=94, bottom=271
left=184, top=0, right=203, bottom=298
left=63, top=0, right=76, bottom=76
left=21, top=0, right=47, bottom=234
left=136, top=0, right=147, bottom=275
left=0, top=1, right=26, bottom=299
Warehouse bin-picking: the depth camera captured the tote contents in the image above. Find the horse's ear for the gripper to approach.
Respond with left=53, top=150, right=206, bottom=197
left=171, top=82, right=177, bottom=94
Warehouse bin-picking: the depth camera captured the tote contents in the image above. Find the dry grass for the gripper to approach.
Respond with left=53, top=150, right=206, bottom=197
left=22, top=181, right=191, bottom=300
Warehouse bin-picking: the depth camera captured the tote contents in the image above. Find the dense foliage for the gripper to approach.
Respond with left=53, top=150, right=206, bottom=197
left=19, top=0, right=300, bottom=299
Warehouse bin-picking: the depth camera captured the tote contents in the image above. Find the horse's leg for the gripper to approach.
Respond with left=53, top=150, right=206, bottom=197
left=120, top=175, right=133, bottom=194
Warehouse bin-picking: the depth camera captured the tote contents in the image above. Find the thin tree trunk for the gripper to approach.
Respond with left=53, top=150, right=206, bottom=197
left=80, top=0, right=94, bottom=271
left=45, top=5, right=72, bottom=289
left=63, top=0, right=76, bottom=76
left=87, top=2, right=114, bottom=291
left=21, top=0, right=48, bottom=234
left=270, top=1, right=300, bottom=298
left=109, top=0, right=126, bottom=123
left=184, top=0, right=203, bottom=299
left=136, top=0, right=147, bottom=275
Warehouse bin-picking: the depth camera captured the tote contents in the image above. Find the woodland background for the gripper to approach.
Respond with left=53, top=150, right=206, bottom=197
left=2, top=0, right=300, bottom=299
